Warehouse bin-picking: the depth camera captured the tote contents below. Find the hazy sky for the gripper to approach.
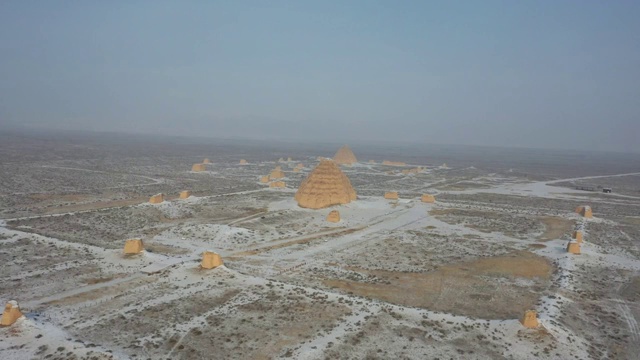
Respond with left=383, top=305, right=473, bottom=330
left=1, top=1, right=639, bottom=152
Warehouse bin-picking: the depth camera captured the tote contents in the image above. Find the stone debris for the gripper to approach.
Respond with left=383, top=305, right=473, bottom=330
left=333, top=145, right=358, bottom=165
left=384, top=192, right=399, bottom=200
left=179, top=190, right=191, bottom=199
left=295, top=159, right=357, bottom=209
left=326, top=210, right=340, bottom=223
left=201, top=251, right=223, bottom=269
left=192, top=163, right=206, bottom=172
left=0, top=301, right=23, bottom=327
left=124, top=239, right=144, bottom=255
left=149, top=193, right=164, bottom=204
left=421, top=194, right=436, bottom=203
left=520, top=310, right=539, bottom=328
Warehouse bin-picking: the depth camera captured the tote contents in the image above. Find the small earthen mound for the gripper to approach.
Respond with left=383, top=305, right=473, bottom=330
left=239, top=159, right=248, bottom=165
left=566, top=241, right=581, bottom=254
left=369, top=160, right=376, bottom=164
left=124, top=239, right=144, bottom=255
left=520, top=310, right=539, bottom=328
left=179, top=191, right=191, bottom=199
left=203, top=158, right=211, bottom=164
left=270, top=181, right=286, bottom=188
left=293, top=168, right=301, bottom=172
left=201, top=251, right=223, bottom=269
left=421, top=194, right=435, bottom=203
left=575, top=205, right=593, bottom=218
left=269, top=169, right=285, bottom=179
left=260, top=175, right=270, bottom=183
left=327, top=210, right=340, bottom=223
left=149, top=193, right=164, bottom=204
left=572, top=230, right=583, bottom=243
left=385, top=192, right=399, bottom=200
left=382, top=160, right=407, bottom=166
left=192, top=163, right=206, bottom=172
left=295, top=159, right=357, bottom=209
left=1, top=301, right=23, bottom=327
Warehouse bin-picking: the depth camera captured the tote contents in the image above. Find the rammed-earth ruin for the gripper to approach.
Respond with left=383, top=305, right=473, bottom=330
left=149, top=193, right=164, bottom=204
left=201, top=251, right=223, bottom=269
left=192, top=163, right=206, bottom=172
left=576, top=205, right=593, bottom=218
left=384, top=192, right=399, bottom=200
left=295, top=159, right=357, bottom=209
left=333, top=145, right=357, bottom=165
left=421, top=194, right=436, bottom=203
left=269, top=181, right=285, bottom=188
left=520, top=310, right=539, bottom=328
left=0, top=301, right=23, bottom=327
left=326, top=210, right=340, bottom=223
left=124, top=239, right=144, bottom=255
left=567, top=241, right=581, bottom=254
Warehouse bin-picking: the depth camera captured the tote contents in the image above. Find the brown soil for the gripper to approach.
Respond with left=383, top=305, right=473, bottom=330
left=43, top=197, right=148, bottom=214
left=538, top=216, right=574, bottom=241
left=30, top=193, right=90, bottom=202
left=45, top=276, right=156, bottom=306
left=231, top=226, right=362, bottom=257
left=323, top=251, right=552, bottom=319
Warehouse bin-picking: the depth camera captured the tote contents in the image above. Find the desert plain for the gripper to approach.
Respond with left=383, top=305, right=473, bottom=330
left=1, top=131, right=640, bottom=360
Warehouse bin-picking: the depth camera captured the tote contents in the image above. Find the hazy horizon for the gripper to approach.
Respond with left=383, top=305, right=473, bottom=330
left=1, top=1, right=639, bottom=153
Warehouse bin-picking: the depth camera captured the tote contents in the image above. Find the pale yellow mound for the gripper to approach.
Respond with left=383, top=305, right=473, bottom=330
left=1, top=301, right=23, bottom=326
left=269, top=169, right=285, bottom=179
left=520, top=310, right=539, bottom=328
left=124, top=239, right=144, bottom=255
left=201, top=251, right=223, bottom=269
left=327, top=210, right=340, bottom=223
left=149, top=193, right=164, bottom=204
left=421, top=194, right=435, bottom=203
left=295, top=159, right=357, bottom=209
left=333, top=145, right=357, bottom=165
left=384, top=192, right=399, bottom=200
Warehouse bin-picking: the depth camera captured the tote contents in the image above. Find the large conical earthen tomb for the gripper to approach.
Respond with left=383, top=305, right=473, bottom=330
left=295, top=159, right=357, bottom=209
left=333, top=145, right=357, bottom=165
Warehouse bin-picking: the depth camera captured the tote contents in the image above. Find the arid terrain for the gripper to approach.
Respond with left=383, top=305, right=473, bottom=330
left=1, top=131, right=639, bottom=359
